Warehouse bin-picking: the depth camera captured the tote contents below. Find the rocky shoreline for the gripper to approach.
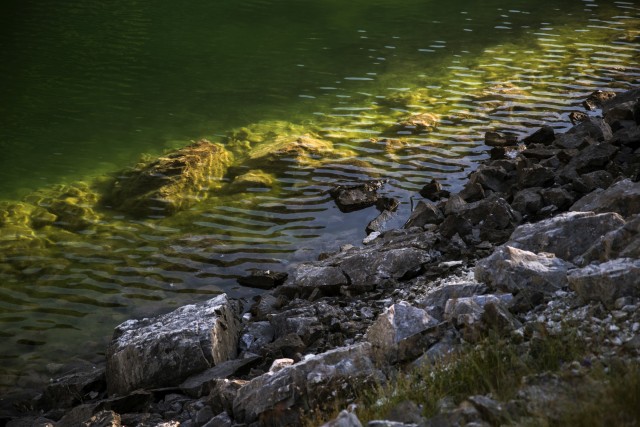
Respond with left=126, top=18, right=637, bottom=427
left=2, top=87, right=640, bottom=427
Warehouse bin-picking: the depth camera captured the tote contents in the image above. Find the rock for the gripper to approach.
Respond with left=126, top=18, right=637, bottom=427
left=403, top=201, right=444, bottom=229
left=564, top=142, right=618, bottom=174
left=580, top=170, right=614, bottom=192
left=484, top=131, right=517, bottom=147
left=179, top=354, right=260, bottom=397
left=517, top=165, right=556, bottom=189
left=417, top=282, right=488, bottom=321
left=540, top=187, right=575, bottom=211
left=458, top=182, right=486, bottom=202
left=505, top=211, right=625, bottom=263
left=5, top=417, right=55, bottom=427
left=239, top=321, right=275, bottom=354
left=236, top=269, right=288, bottom=290
left=419, top=179, right=450, bottom=201
left=384, top=400, right=426, bottom=425
left=569, top=111, right=589, bottom=125
left=24, top=183, right=101, bottom=231
left=443, top=295, right=513, bottom=342
left=106, top=294, right=241, bottom=396
left=81, top=410, right=121, bottom=427
left=553, top=118, right=612, bottom=149
left=261, top=333, right=306, bottom=359
left=523, top=126, right=555, bottom=146
left=37, top=367, right=105, bottom=410
left=250, top=294, right=281, bottom=321
left=367, top=209, right=396, bottom=234
left=366, top=301, right=440, bottom=363
left=202, top=411, right=233, bottom=427
left=570, top=178, right=640, bottom=218
left=511, top=188, right=543, bottom=216
left=395, top=112, right=439, bottom=134
left=470, top=165, right=513, bottom=193
left=583, top=90, right=617, bottom=111
left=568, top=258, right=640, bottom=309
left=480, top=301, right=522, bottom=336
left=475, top=246, right=573, bottom=295
left=330, top=180, right=385, bottom=213
left=229, top=169, right=275, bottom=191
left=602, top=88, right=640, bottom=114
left=467, top=395, right=506, bottom=426
left=247, top=134, right=335, bottom=166
left=276, top=265, right=347, bottom=298
left=232, top=343, right=382, bottom=426
left=103, top=140, right=233, bottom=217
left=521, top=147, right=561, bottom=160
left=580, top=215, right=640, bottom=264
left=321, top=409, right=363, bottom=427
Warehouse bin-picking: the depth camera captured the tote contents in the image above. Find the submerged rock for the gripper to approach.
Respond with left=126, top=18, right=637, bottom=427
left=103, top=140, right=233, bottom=217
left=24, top=183, right=101, bottom=231
left=330, top=180, right=386, bottom=213
left=106, top=294, right=240, bottom=396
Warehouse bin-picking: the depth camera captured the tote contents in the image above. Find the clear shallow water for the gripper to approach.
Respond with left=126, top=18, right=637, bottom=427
left=0, top=0, right=639, bottom=392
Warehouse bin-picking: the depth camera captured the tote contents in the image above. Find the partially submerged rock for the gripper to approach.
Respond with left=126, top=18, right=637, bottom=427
left=106, top=294, right=240, bottom=396
left=330, top=180, right=386, bottom=213
left=103, top=140, right=233, bottom=217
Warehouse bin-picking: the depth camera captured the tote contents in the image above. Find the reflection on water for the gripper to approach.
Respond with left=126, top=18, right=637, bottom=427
left=0, top=0, right=639, bottom=392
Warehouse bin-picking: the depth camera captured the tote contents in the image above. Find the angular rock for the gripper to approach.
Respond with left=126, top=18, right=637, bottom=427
left=321, top=410, right=363, bottom=427
left=571, top=178, right=640, bottom=218
left=367, top=209, right=396, bottom=234
left=237, top=269, right=288, bottom=290
left=505, top=211, right=625, bottom=263
left=602, top=88, right=640, bottom=114
left=475, top=246, right=573, bottom=295
left=569, top=111, right=589, bottom=125
left=417, top=282, right=488, bottom=321
left=568, top=258, right=640, bottom=309
left=276, top=265, right=347, bottom=298
left=484, top=131, right=517, bottom=147
left=583, top=90, right=617, bottom=111
left=470, top=165, right=513, bottom=193
left=229, top=169, right=275, bottom=192
left=419, top=179, right=450, bottom=201
left=517, top=165, right=556, bottom=189
left=511, top=188, right=543, bottom=216
left=366, top=301, right=440, bottom=363
left=239, top=321, right=275, bottom=354
left=37, top=367, right=105, bottom=411
left=523, top=125, right=555, bottom=146
left=179, top=354, right=260, bottom=397
left=480, top=301, right=522, bottom=336
left=458, top=182, right=485, bottom=202
left=232, top=343, right=382, bottom=426
left=202, top=411, right=233, bottom=427
left=247, top=134, right=335, bottom=166
left=81, top=410, right=121, bottom=427
left=540, top=187, right=575, bottom=211
left=395, top=112, right=439, bottom=134
left=444, top=295, right=513, bottom=342
left=565, top=143, right=618, bottom=174
left=580, top=214, right=640, bottom=264
left=106, top=294, right=241, bottom=396
left=403, top=201, right=444, bottom=229
left=330, top=181, right=385, bottom=213
left=103, top=140, right=233, bottom=217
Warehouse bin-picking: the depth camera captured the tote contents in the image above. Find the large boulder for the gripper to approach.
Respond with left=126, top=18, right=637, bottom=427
left=24, top=183, right=101, bottom=231
left=475, top=246, right=573, bottom=295
left=103, top=140, right=233, bottom=217
left=579, top=214, right=640, bottom=264
left=570, top=179, right=640, bottom=218
left=232, top=343, right=382, bottom=426
left=568, top=258, right=640, bottom=309
left=505, top=211, right=625, bottom=263
left=106, top=294, right=241, bottom=396
left=247, top=134, right=335, bottom=167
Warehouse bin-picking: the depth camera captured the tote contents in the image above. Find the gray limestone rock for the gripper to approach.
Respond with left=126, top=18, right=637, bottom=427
left=239, top=321, right=275, bottom=354
left=568, top=258, right=640, bottom=309
left=417, top=282, right=488, bottom=321
left=321, top=410, right=363, bottom=427
left=366, top=301, right=440, bottom=363
left=232, top=343, right=381, bottom=425
left=106, top=294, right=240, bottom=396
left=571, top=178, right=640, bottom=218
left=403, top=201, right=444, bottom=229
left=276, top=265, right=348, bottom=298
left=475, top=246, right=573, bottom=295
left=505, top=211, right=625, bottom=263
left=580, top=214, right=640, bottom=264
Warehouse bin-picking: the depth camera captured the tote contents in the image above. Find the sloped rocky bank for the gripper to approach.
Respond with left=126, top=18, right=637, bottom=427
left=3, top=87, right=640, bottom=427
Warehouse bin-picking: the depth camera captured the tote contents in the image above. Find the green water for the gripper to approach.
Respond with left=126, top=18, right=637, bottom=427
left=0, top=0, right=639, bottom=393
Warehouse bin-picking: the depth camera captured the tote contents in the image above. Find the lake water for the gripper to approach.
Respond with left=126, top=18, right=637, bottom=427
left=0, top=0, right=639, bottom=393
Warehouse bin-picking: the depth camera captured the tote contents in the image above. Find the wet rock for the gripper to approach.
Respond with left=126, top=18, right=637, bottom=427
left=330, top=180, right=386, bottom=213
left=403, top=201, right=444, bottom=229
left=103, top=140, right=233, bottom=217
left=106, top=294, right=241, bottom=396
left=247, top=134, right=336, bottom=166
left=580, top=215, right=640, bottom=264
left=570, top=178, right=640, bottom=218
left=237, top=269, right=288, bottom=290
left=232, top=343, right=382, bottom=426
left=517, top=165, right=556, bottom=189
left=484, top=131, right=518, bottom=147
left=523, top=125, right=555, bottom=146
left=569, top=111, right=589, bottom=125
left=505, top=211, right=625, bottom=263
left=475, top=246, right=573, bottom=295
left=228, top=169, right=275, bottom=192
left=367, top=209, right=396, bottom=234
left=568, top=258, right=640, bottom=309
left=395, top=112, right=440, bottom=134
left=321, top=409, right=363, bottom=427
left=583, top=90, right=617, bottom=111
left=366, top=301, right=440, bottom=363
left=24, top=183, right=101, bottom=231
left=419, top=179, right=450, bottom=201
left=602, top=88, right=640, bottom=114
left=239, top=321, right=275, bottom=354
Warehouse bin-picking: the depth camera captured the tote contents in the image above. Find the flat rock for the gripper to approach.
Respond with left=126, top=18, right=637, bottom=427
left=505, top=211, right=625, bottom=263
left=403, top=201, right=444, bottom=228
left=237, top=269, right=288, bottom=290
left=580, top=214, right=640, bottom=264
left=570, top=178, right=640, bottom=218
left=475, top=246, right=573, bottom=295
left=276, top=265, right=347, bottom=298
left=106, top=294, right=240, bottom=396
left=568, top=258, right=640, bottom=309
left=330, top=180, right=385, bottom=213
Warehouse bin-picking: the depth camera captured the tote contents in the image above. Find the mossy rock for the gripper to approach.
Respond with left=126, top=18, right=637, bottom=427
left=24, top=183, right=101, bottom=231
left=229, top=169, right=277, bottom=192
left=390, top=112, right=440, bottom=135
left=377, top=88, right=438, bottom=109
left=225, top=120, right=321, bottom=156
left=103, top=140, right=234, bottom=218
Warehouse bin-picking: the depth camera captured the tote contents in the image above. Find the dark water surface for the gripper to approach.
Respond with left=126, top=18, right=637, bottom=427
left=0, top=0, right=639, bottom=392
